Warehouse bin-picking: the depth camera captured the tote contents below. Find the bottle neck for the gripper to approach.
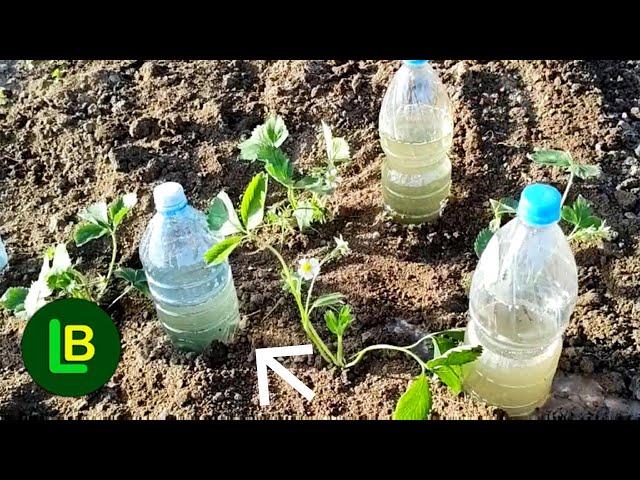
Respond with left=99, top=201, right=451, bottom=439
left=157, top=202, right=188, bottom=217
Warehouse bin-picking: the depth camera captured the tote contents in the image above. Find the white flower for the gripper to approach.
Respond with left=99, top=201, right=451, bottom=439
left=50, top=243, right=71, bottom=274
left=333, top=235, right=350, bottom=256
left=297, top=257, right=320, bottom=281
left=123, top=192, right=138, bottom=209
left=324, top=167, right=341, bottom=189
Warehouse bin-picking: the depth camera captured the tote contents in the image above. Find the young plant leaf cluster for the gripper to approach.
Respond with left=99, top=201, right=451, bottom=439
left=0, top=193, right=145, bottom=318
left=204, top=172, right=482, bottom=420
left=238, top=115, right=350, bottom=236
left=474, top=149, right=615, bottom=257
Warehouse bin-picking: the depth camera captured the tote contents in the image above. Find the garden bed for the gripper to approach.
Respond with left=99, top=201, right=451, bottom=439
left=0, top=60, right=639, bottom=419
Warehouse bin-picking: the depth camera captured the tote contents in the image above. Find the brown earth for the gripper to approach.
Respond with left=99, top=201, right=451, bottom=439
left=0, top=60, right=639, bottom=420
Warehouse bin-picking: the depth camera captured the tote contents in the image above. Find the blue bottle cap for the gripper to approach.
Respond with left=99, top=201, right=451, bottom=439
left=517, top=183, right=562, bottom=226
left=403, top=60, right=429, bottom=68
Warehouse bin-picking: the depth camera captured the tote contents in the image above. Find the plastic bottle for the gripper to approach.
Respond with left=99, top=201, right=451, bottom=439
left=378, top=60, right=454, bottom=224
left=463, top=184, right=578, bottom=417
left=0, top=235, right=7, bottom=271
left=140, top=182, right=241, bottom=353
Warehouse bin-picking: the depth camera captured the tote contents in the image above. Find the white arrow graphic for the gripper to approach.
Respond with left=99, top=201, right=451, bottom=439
left=256, top=344, right=315, bottom=406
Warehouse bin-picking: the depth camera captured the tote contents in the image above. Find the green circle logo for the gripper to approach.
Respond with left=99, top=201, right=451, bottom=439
left=21, top=298, right=121, bottom=397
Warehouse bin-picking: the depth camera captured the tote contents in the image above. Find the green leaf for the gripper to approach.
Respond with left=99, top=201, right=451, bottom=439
left=240, top=173, right=268, bottom=231
left=238, top=137, right=263, bottom=161
left=79, top=201, right=110, bottom=229
left=570, top=164, right=601, bottom=180
left=0, top=287, right=28, bottom=312
left=204, top=236, right=243, bottom=265
left=324, top=310, right=339, bottom=335
left=393, top=374, right=432, bottom=421
left=74, top=222, right=109, bottom=247
left=206, top=197, right=229, bottom=231
left=561, top=195, right=601, bottom=229
left=311, top=292, right=345, bottom=311
left=490, top=197, right=518, bottom=218
left=46, top=270, right=76, bottom=293
left=426, top=345, right=483, bottom=370
left=293, top=200, right=315, bottom=231
left=570, top=221, right=616, bottom=247
left=261, top=115, right=289, bottom=148
left=115, top=267, right=150, bottom=297
left=432, top=335, right=456, bottom=358
left=213, top=191, right=243, bottom=236
left=431, top=366, right=463, bottom=394
left=474, top=228, right=494, bottom=258
left=529, top=149, right=572, bottom=168
left=437, top=328, right=466, bottom=343
left=108, top=193, right=136, bottom=228
left=260, top=146, right=294, bottom=187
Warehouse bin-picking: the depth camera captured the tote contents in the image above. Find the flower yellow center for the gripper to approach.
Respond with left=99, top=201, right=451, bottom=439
left=301, top=263, right=312, bottom=273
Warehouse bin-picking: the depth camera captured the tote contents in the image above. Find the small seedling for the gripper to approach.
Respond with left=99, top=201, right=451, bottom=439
left=474, top=149, right=615, bottom=257
left=1, top=193, right=140, bottom=318
left=204, top=173, right=482, bottom=420
left=238, top=115, right=350, bottom=237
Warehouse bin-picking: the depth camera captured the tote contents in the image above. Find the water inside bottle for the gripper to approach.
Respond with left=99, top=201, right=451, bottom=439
left=154, top=268, right=240, bottom=352
left=380, top=106, right=453, bottom=224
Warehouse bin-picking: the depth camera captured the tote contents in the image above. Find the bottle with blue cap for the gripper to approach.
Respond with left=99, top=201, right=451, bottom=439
left=140, top=182, right=240, bottom=352
left=378, top=60, right=453, bottom=224
left=463, top=183, right=578, bottom=417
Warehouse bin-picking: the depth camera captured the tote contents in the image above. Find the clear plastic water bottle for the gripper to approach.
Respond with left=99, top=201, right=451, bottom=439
left=140, top=182, right=241, bottom=353
left=378, top=60, right=454, bottom=224
left=463, top=184, right=578, bottom=417
left=0, top=235, right=7, bottom=272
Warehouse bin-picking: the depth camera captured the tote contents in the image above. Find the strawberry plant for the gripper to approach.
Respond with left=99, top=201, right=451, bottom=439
left=474, top=149, right=615, bottom=257
left=204, top=172, right=482, bottom=420
left=238, top=115, right=350, bottom=237
left=0, top=193, right=146, bottom=318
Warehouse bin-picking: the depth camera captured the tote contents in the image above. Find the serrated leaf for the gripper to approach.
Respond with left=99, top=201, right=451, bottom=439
left=115, top=267, right=150, bottom=297
left=570, top=163, right=601, bottom=180
left=203, top=236, right=243, bottom=265
left=426, top=345, right=483, bottom=370
left=238, top=137, right=263, bottom=161
left=1, top=287, right=28, bottom=312
left=570, top=221, right=616, bottom=247
left=46, top=270, right=76, bottom=293
left=474, top=228, right=494, bottom=258
left=240, top=173, right=267, bottom=231
left=561, top=195, right=601, bottom=229
left=261, top=146, right=294, bottom=187
left=108, top=193, right=136, bottom=228
left=294, top=176, right=322, bottom=190
left=529, top=149, right=572, bottom=168
left=79, top=201, right=110, bottom=229
left=432, top=335, right=456, bottom=358
left=311, top=292, right=345, bottom=311
left=324, top=310, right=339, bottom=335
left=393, top=374, right=432, bottom=421
left=261, top=115, right=289, bottom=148
left=431, top=366, right=463, bottom=394
left=74, top=222, right=109, bottom=247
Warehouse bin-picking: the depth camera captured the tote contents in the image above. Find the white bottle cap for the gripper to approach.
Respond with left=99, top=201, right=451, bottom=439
left=153, top=182, right=187, bottom=212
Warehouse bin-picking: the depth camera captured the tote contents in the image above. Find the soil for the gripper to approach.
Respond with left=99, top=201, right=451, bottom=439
left=1, top=60, right=639, bottom=420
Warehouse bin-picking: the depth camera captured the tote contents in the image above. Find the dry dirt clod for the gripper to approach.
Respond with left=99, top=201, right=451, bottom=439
left=129, top=117, right=158, bottom=139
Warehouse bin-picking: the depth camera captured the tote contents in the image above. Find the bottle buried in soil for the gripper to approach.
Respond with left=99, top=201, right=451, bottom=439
left=463, top=184, right=578, bottom=418
left=378, top=60, right=453, bottom=225
left=140, top=182, right=240, bottom=353
left=0, top=234, right=7, bottom=271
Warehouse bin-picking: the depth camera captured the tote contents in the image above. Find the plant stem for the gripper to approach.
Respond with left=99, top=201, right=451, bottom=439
left=337, top=335, right=344, bottom=367
left=262, top=243, right=337, bottom=365
left=99, top=231, right=118, bottom=300
left=287, top=187, right=298, bottom=210
left=346, top=344, right=426, bottom=374
left=561, top=169, right=574, bottom=207
left=109, top=285, right=132, bottom=308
